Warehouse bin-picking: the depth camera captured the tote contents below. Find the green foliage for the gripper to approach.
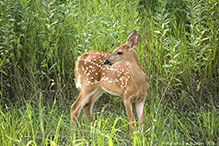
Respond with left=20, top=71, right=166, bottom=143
left=0, top=0, right=218, bottom=145
left=139, top=0, right=218, bottom=104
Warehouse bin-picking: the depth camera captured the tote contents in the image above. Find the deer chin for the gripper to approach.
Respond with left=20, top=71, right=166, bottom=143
left=105, top=61, right=130, bottom=67
left=103, top=63, right=111, bottom=67
left=114, top=61, right=131, bottom=67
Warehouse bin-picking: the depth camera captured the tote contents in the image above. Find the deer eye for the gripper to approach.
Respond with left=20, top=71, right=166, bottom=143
left=117, top=52, right=123, bottom=55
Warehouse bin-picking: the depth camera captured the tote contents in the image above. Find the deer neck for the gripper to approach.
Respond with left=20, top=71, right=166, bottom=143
left=126, top=50, right=148, bottom=87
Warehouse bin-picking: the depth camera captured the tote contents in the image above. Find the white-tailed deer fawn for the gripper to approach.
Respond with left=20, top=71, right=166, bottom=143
left=71, top=30, right=149, bottom=134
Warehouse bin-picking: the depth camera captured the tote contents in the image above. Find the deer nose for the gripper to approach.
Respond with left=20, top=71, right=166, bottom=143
left=104, top=59, right=110, bottom=65
left=104, top=59, right=113, bottom=66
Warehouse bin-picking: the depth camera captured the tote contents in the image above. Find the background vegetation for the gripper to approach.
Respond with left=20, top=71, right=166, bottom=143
left=0, top=0, right=218, bottom=145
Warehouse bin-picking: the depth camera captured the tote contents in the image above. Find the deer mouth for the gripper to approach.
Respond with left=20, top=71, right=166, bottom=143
left=104, top=59, right=112, bottom=66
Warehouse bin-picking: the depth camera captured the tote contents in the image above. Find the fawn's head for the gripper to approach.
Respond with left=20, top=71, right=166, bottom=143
left=104, top=30, right=138, bottom=66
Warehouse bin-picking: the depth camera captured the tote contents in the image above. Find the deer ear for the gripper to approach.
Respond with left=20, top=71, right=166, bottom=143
left=126, top=30, right=138, bottom=48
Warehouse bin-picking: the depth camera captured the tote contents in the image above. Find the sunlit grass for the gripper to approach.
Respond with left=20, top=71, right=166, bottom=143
left=1, top=95, right=217, bottom=145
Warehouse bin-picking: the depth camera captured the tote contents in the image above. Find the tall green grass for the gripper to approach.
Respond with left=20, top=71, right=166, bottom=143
left=1, top=95, right=218, bottom=145
left=0, top=0, right=218, bottom=145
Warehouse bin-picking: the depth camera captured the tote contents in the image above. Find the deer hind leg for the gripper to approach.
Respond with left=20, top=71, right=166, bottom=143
left=135, top=98, right=145, bottom=132
left=83, top=87, right=104, bottom=124
left=71, top=85, right=99, bottom=130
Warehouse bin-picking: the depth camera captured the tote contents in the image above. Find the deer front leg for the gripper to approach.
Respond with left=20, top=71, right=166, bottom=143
left=135, top=98, right=145, bottom=132
left=123, top=99, right=135, bottom=135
